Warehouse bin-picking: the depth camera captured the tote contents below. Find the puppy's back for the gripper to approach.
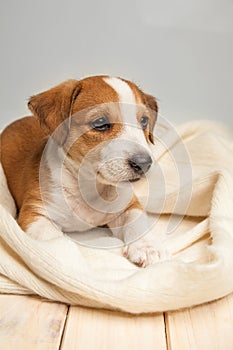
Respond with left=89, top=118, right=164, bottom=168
left=1, top=117, right=48, bottom=208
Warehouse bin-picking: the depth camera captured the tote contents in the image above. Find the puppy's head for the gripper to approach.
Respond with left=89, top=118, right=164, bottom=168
left=28, top=76, right=158, bottom=184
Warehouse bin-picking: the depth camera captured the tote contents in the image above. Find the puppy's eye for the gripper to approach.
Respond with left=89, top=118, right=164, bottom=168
left=140, top=116, right=149, bottom=130
left=91, top=116, right=111, bottom=131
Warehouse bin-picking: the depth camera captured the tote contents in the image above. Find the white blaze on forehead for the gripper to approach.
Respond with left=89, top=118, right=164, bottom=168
left=102, top=76, right=151, bottom=153
left=103, top=77, right=137, bottom=124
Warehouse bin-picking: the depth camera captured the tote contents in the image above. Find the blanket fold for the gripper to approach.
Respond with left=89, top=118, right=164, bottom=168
left=0, top=119, right=233, bottom=313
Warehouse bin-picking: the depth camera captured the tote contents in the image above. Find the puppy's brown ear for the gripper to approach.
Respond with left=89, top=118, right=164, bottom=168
left=143, top=93, right=158, bottom=144
left=28, top=80, right=82, bottom=145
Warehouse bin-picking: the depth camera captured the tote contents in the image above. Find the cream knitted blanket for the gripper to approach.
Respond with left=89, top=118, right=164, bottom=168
left=0, top=120, right=233, bottom=314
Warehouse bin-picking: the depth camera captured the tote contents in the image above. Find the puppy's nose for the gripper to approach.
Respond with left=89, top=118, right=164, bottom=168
left=128, top=154, right=152, bottom=175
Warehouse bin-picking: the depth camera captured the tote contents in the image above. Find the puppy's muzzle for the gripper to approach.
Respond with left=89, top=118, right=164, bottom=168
left=128, top=154, right=152, bottom=175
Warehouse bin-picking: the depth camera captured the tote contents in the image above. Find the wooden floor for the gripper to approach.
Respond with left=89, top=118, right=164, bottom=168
left=0, top=293, right=232, bottom=350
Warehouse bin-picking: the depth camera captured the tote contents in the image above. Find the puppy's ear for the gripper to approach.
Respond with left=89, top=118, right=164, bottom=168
left=143, top=93, right=158, bottom=144
left=28, top=80, right=82, bottom=145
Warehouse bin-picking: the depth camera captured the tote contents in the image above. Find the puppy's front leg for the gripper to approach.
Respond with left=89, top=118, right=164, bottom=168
left=25, top=216, right=63, bottom=240
left=18, top=206, right=63, bottom=240
left=108, top=198, right=158, bottom=267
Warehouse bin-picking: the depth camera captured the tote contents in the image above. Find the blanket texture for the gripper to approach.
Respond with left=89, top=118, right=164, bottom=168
left=0, top=119, right=233, bottom=314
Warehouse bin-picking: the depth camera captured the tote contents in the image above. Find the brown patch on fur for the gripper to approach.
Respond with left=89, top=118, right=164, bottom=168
left=67, top=122, right=123, bottom=163
left=28, top=80, right=82, bottom=145
left=67, top=103, right=123, bottom=163
left=121, top=78, right=158, bottom=144
left=71, top=76, right=119, bottom=112
left=1, top=117, right=47, bottom=230
left=17, top=203, right=43, bottom=232
left=28, top=76, right=124, bottom=156
left=142, top=93, right=158, bottom=144
left=1, top=117, right=47, bottom=208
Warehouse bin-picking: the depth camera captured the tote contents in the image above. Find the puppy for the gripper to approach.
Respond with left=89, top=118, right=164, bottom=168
left=1, top=76, right=158, bottom=267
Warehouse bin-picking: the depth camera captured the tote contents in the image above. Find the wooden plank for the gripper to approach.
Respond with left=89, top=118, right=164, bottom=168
left=0, top=294, right=68, bottom=350
left=61, top=306, right=167, bottom=350
left=165, top=293, right=233, bottom=350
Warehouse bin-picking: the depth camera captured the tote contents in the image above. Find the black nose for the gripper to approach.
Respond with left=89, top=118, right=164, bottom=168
left=128, top=154, right=152, bottom=175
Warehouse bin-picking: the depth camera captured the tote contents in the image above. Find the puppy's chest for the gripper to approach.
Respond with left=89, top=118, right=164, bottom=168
left=45, top=157, right=123, bottom=232
left=45, top=189, right=85, bottom=231
left=45, top=182, right=117, bottom=232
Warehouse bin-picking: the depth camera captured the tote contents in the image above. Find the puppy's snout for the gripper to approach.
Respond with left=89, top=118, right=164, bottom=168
left=128, top=154, right=152, bottom=175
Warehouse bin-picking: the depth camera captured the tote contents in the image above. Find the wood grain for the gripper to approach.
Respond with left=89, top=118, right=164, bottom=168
left=0, top=293, right=232, bottom=350
left=0, top=294, right=68, bottom=350
left=165, top=293, right=233, bottom=350
left=61, top=306, right=167, bottom=350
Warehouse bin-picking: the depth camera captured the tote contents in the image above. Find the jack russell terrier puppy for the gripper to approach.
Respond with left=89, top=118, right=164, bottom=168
left=1, top=76, right=159, bottom=267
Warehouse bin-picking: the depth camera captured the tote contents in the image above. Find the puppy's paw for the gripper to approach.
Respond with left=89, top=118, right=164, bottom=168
left=123, top=239, right=160, bottom=267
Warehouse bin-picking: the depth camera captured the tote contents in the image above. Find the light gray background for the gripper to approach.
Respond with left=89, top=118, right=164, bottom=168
left=1, top=0, right=233, bottom=129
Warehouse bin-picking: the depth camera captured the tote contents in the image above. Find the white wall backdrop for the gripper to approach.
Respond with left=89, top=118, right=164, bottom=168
left=1, top=0, right=233, bottom=129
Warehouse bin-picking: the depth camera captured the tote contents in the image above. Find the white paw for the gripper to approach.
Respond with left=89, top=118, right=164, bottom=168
left=123, top=239, right=160, bottom=267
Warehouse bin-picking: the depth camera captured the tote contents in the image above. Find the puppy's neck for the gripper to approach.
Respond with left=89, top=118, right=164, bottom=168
left=43, top=137, right=120, bottom=212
